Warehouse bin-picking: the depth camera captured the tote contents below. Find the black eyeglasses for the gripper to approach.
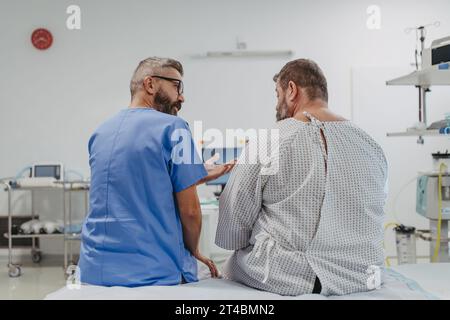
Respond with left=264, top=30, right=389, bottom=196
left=151, top=75, right=184, bottom=95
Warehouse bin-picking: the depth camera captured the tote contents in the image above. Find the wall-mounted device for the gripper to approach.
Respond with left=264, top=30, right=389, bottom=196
left=422, top=36, right=450, bottom=69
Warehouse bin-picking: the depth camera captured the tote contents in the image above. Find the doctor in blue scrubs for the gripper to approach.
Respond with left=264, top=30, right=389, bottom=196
left=78, top=57, right=233, bottom=287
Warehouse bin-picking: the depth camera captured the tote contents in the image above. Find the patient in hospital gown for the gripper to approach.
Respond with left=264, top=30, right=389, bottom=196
left=215, top=59, right=388, bottom=296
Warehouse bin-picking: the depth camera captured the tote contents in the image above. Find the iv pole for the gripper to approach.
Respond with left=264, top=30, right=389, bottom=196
left=405, top=22, right=440, bottom=144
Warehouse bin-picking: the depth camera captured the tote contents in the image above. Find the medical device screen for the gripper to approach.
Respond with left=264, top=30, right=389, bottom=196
left=34, top=165, right=61, bottom=179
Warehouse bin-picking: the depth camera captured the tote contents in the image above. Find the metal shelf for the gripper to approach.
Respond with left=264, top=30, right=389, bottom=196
left=4, top=233, right=64, bottom=239
left=65, top=234, right=82, bottom=241
left=3, top=233, right=81, bottom=240
left=10, top=185, right=64, bottom=191
left=386, top=129, right=446, bottom=137
left=386, top=66, right=450, bottom=87
left=1, top=179, right=89, bottom=277
left=10, top=183, right=89, bottom=191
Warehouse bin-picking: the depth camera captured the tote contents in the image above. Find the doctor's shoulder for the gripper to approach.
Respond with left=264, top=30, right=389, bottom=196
left=87, top=111, right=126, bottom=147
left=156, top=115, right=192, bottom=145
left=161, top=115, right=191, bottom=134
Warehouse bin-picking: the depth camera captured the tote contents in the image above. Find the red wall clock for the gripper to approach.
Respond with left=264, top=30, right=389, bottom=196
left=31, top=28, right=53, bottom=50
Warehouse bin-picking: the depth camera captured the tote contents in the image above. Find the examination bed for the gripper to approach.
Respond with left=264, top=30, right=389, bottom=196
left=45, top=263, right=450, bottom=300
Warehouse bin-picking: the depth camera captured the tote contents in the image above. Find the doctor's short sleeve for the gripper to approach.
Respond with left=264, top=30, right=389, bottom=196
left=165, top=119, right=207, bottom=193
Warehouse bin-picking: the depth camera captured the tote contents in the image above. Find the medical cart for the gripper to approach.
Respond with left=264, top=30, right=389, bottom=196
left=1, top=180, right=89, bottom=277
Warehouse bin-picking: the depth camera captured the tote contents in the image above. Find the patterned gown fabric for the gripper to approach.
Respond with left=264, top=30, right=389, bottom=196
left=216, top=112, right=388, bottom=296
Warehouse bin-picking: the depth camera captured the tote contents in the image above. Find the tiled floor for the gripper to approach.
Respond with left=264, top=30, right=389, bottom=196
left=0, top=260, right=67, bottom=300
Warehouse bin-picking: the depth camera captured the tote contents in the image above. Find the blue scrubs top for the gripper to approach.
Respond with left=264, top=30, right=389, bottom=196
left=78, top=108, right=207, bottom=287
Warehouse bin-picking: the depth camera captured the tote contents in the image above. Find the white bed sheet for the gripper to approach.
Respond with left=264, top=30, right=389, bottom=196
left=391, top=263, right=450, bottom=300
left=45, top=265, right=447, bottom=300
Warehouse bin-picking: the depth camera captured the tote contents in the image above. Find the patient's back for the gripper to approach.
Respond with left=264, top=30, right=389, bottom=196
left=217, top=112, right=388, bottom=296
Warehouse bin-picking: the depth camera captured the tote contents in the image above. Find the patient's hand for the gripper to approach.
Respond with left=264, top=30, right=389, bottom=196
left=193, top=251, right=219, bottom=278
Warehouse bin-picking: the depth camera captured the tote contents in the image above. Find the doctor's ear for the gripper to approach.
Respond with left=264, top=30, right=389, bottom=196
left=143, top=76, right=156, bottom=94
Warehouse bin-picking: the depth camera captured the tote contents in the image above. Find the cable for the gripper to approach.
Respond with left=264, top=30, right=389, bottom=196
left=404, top=22, right=440, bottom=70
left=389, top=175, right=420, bottom=224
left=64, top=169, right=85, bottom=181
left=432, top=163, right=448, bottom=262
left=384, top=175, right=421, bottom=267
left=14, top=166, right=32, bottom=179
left=383, top=222, right=400, bottom=267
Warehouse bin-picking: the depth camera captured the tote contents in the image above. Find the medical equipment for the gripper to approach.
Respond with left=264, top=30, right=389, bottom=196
left=31, top=220, right=44, bottom=234
left=19, top=220, right=63, bottom=235
left=19, top=219, right=37, bottom=234
left=43, top=221, right=61, bottom=234
left=13, top=163, right=64, bottom=188
left=386, top=29, right=450, bottom=144
left=394, top=225, right=417, bottom=265
left=431, top=151, right=450, bottom=172
left=422, top=36, right=450, bottom=69
left=2, top=168, right=89, bottom=277
left=64, top=223, right=83, bottom=234
left=416, top=157, right=450, bottom=263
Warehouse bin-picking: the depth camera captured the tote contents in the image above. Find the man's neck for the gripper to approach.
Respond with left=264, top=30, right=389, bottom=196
left=129, top=103, right=152, bottom=109
left=292, top=99, right=328, bottom=119
left=129, top=96, right=153, bottom=109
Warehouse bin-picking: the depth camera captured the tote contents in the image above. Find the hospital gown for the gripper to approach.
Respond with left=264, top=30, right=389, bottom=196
left=216, top=112, right=388, bottom=296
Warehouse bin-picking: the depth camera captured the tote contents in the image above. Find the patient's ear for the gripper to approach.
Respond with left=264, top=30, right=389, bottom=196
left=287, top=81, right=298, bottom=102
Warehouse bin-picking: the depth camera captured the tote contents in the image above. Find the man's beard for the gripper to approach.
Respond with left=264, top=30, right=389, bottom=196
left=276, top=98, right=289, bottom=121
left=154, top=89, right=181, bottom=116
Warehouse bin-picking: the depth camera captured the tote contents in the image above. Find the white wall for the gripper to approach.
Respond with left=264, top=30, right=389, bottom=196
left=0, top=0, right=449, bottom=260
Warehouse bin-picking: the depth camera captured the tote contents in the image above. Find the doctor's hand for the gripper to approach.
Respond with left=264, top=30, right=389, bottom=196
left=193, top=251, right=219, bottom=278
left=197, top=154, right=236, bottom=185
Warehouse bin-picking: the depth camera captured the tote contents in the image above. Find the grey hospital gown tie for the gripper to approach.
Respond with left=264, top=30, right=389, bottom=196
left=215, top=112, right=388, bottom=296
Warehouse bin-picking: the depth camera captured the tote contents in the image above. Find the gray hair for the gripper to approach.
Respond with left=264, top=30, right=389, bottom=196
left=129, top=57, right=184, bottom=98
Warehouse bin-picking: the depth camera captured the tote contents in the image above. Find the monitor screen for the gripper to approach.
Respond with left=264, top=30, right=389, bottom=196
left=34, top=165, right=61, bottom=179
left=202, top=147, right=242, bottom=186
